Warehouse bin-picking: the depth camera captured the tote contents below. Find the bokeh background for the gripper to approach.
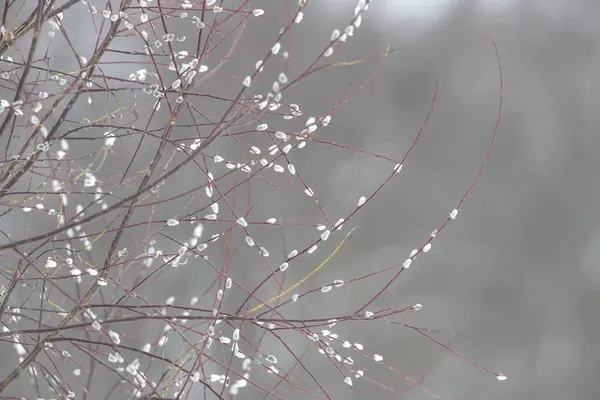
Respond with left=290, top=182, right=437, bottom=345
left=1, top=0, right=599, bottom=399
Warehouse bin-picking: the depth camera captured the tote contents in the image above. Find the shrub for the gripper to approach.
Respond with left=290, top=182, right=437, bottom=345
left=0, top=0, right=505, bottom=399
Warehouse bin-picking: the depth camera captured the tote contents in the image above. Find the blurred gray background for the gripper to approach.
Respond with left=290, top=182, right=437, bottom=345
left=1, top=0, right=600, bottom=399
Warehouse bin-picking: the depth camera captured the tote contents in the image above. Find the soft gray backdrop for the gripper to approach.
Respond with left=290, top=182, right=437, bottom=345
left=1, top=0, right=599, bottom=399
